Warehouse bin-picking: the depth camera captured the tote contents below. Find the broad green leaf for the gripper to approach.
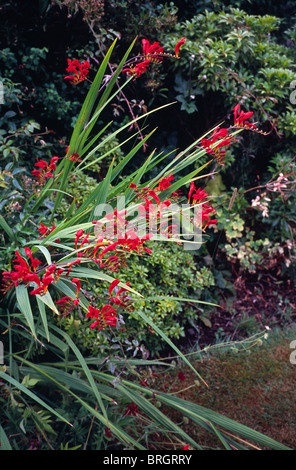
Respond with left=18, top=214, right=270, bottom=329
left=0, top=215, right=16, bottom=241
left=36, top=290, right=59, bottom=315
left=16, top=284, right=36, bottom=338
left=36, top=296, right=50, bottom=341
left=33, top=245, right=52, bottom=265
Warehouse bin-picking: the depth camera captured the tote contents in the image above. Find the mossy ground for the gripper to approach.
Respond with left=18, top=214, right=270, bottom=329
left=157, top=328, right=296, bottom=449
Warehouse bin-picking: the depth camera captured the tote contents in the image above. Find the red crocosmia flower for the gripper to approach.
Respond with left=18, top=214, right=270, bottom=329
left=64, top=58, right=90, bottom=85
left=201, top=203, right=217, bottom=230
left=129, top=182, right=138, bottom=190
left=31, top=157, right=59, bottom=183
left=104, top=427, right=112, bottom=438
left=38, top=223, right=56, bottom=237
left=24, top=247, right=42, bottom=271
left=100, top=255, right=121, bottom=272
left=192, top=188, right=208, bottom=204
left=188, top=183, right=217, bottom=230
left=124, top=402, right=139, bottom=416
left=201, top=127, right=233, bottom=165
left=74, top=229, right=84, bottom=249
left=122, top=60, right=150, bottom=79
left=109, top=279, right=121, bottom=297
left=49, top=156, right=59, bottom=171
left=233, top=104, right=256, bottom=129
left=45, top=265, right=57, bottom=276
left=86, top=304, right=117, bottom=331
left=23, top=273, right=41, bottom=285
left=148, top=189, right=160, bottom=205
left=182, top=444, right=190, bottom=450
left=34, top=159, right=48, bottom=170
left=178, top=372, right=186, bottom=381
left=80, top=233, right=90, bottom=248
left=0, top=248, right=40, bottom=294
left=142, top=39, right=164, bottom=62
left=65, top=259, right=81, bottom=276
left=41, top=274, right=55, bottom=287
left=188, top=182, right=208, bottom=204
left=71, top=277, right=81, bottom=297
left=109, top=279, right=133, bottom=311
left=31, top=169, right=43, bottom=180
left=155, top=174, right=174, bottom=191
left=175, top=37, right=186, bottom=58
left=56, top=296, right=79, bottom=316
left=69, top=152, right=81, bottom=162
left=30, top=274, right=54, bottom=296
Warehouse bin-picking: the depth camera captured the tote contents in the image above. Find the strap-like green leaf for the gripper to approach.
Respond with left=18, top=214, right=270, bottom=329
left=0, top=215, right=16, bottom=241
left=16, top=284, right=36, bottom=338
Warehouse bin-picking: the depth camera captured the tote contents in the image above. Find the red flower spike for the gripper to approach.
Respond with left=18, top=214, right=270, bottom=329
left=188, top=183, right=208, bottom=204
left=86, top=304, right=117, bottom=331
left=41, top=275, right=55, bottom=287
left=155, top=174, right=174, bottom=191
left=56, top=296, right=78, bottom=316
left=142, top=39, right=164, bottom=62
left=233, top=104, right=256, bottom=130
left=175, top=37, right=186, bottom=58
left=192, top=188, right=208, bottom=204
left=109, top=280, right=133, bottom=311
left=31, top=157, right=58, bottom=183
left=24, top=247, right=33, bottom=258
left=122, top=60, right=150, bottom=79
left=74, top=229, right=84, bottom=249
left=80, top=233, right=90, bottom=248
left=148, top=190, right=160, bottom=205
left=178, top=372, right=186, bottom=381
left=182, top=444, right=190, bottom=450
left=45, top=265, right=57, bottom=276
left=31, top=169, right=42, bottom=180
left=109, top=279, right=121, bottom=297
left=124, top=402, right=139, bottom=416
left=71, top=278, right=81, bottom=297
left=23, top=273, right=41, bottom=285
left=141, top=38, right=150, bottom=56
left=104, top=428, right=112, bottom=439
left=34, top=159, right=48, bottom=169
left=38, top=223, right=56, bottom=237
left=64, top=58, right=90, bottom=85
left=201, top=127, right=233, bottom=165
left=188, top=183, right=217, bottom=230
left=24, top=247, right=42, bottom=271
left=69, top=152, right=81, bottom=162
left=65, top=259, right=81, bottom=276
left=28, top=271, right=55, bottom=296
left=49, top=156, right=59, bottom=170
